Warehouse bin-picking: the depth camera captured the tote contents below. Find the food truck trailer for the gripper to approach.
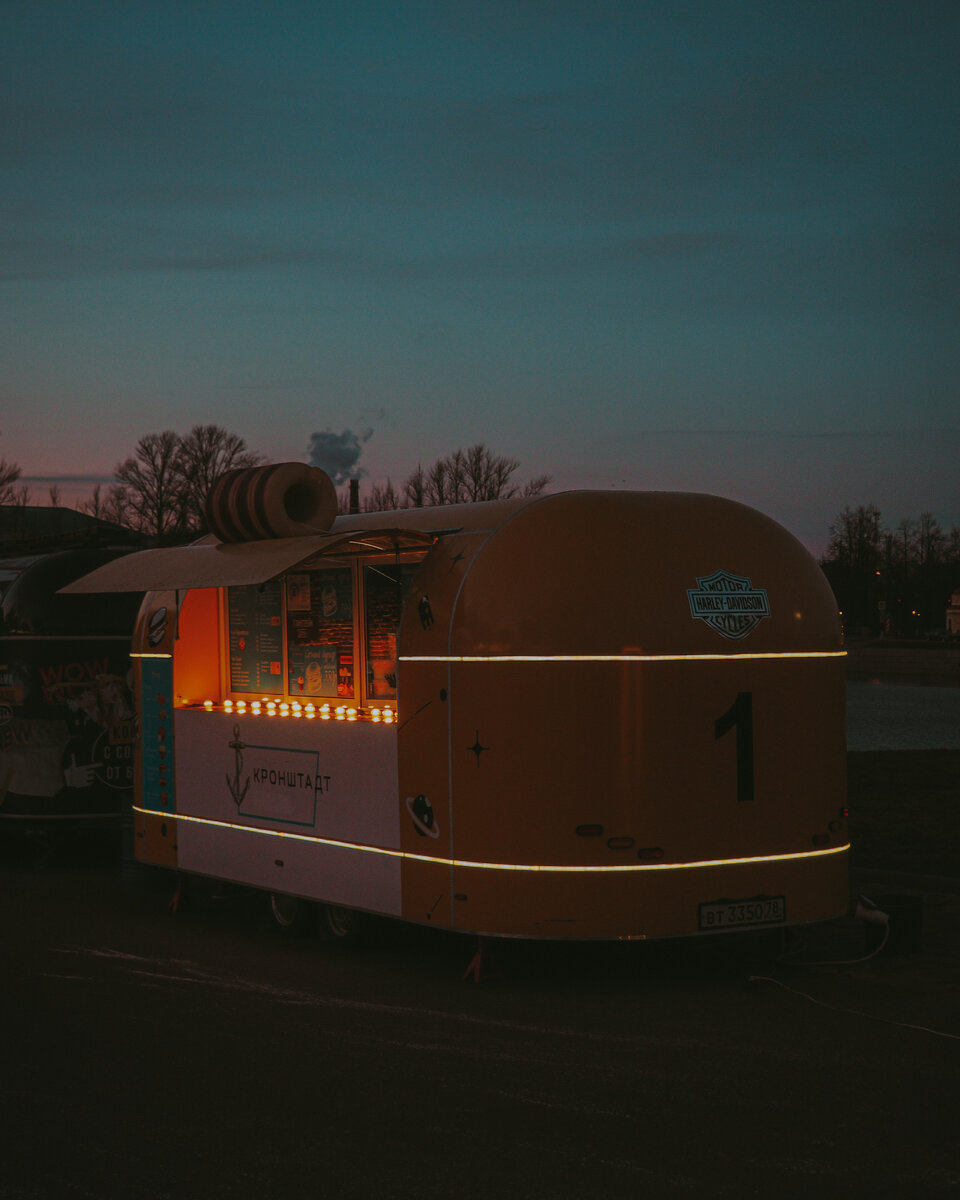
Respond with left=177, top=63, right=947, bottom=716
left=65, top=463, right=849, bottom=941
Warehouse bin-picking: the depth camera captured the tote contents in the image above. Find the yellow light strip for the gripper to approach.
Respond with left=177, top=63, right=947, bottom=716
left=400, top=651, right=845, bottom=663
left=191, top=700, right=395, bottom=724
left=131, top=652, right=173, bottom=659
left=133, top=806, right=848, bottom=873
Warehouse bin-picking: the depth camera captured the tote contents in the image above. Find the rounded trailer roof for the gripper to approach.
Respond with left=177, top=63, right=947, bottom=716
left=424, top=490, right=840, bottom=658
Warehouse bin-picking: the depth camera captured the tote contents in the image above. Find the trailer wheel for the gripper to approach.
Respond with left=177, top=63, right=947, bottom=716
left=268, top=892, right=314, bottom=934
left=318, top=903, right=365, bottom=944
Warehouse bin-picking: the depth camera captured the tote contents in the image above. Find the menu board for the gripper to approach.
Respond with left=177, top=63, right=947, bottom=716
left=227, top=582, right=284, bottom=695
left=286, top=568, right=355, bottom=698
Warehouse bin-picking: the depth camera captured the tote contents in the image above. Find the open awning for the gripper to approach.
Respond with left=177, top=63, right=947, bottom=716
left=60, top=527, right=438, bottom=593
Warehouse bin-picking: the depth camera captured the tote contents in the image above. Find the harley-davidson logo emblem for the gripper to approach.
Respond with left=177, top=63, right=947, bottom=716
left=687, top=571, right=771, bottom=641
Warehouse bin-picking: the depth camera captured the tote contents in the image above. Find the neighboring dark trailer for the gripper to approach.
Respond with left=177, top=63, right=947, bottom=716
left=0, top=549, right=142, bottom=832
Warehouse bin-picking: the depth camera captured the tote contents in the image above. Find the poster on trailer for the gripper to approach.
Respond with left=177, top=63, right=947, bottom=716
left=0, top=636, right=136, bottom=822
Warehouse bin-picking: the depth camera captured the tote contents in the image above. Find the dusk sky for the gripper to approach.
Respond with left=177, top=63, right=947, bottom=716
left=2, top=0, right=957, bottom=555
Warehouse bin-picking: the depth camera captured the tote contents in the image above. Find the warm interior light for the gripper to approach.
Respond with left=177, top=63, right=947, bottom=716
left=191, top=698, right=398, bottom=725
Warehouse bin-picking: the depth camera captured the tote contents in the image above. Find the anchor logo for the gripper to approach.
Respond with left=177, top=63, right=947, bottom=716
left=226, top=723, right=250, bottom=808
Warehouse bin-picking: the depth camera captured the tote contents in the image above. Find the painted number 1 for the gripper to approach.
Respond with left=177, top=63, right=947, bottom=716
left=714, top=691, right=754, bottom=802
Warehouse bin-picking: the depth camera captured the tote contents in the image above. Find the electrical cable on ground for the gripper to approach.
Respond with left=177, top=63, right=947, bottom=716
left=774, top=893, right=917, bottom=965
left=747, top=974, right=959, bottom=1041
left=749, top=895, right=958, bottom=1042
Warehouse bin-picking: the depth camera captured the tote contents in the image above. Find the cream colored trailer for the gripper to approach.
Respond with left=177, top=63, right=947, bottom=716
left=67, top=467, right=848, bottom=940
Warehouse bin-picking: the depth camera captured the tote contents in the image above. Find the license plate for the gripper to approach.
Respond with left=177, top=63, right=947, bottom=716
left=698, top=895, right=786, bottom=931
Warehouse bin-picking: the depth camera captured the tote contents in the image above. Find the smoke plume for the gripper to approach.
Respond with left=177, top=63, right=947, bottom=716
left=307, top=427, right=373, bottom=485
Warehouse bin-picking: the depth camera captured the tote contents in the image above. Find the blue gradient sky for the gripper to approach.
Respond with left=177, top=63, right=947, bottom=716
left=3, top=1, right=958, bottom=554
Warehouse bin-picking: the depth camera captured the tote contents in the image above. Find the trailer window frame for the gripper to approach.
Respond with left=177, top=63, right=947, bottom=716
left=217, top=548, right=428, bottom=709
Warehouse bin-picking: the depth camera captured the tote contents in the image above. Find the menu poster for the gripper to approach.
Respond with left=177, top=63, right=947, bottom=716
left=288, top=644, right=340, bottom=697
left=286, top=574, right=311, bottom=612
left=286, top=567, right=354, bottom=697
left=227, top=582, right=284, bottom=695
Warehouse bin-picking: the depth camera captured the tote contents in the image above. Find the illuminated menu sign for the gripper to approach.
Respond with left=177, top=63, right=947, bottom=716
left=286, top=567, right=355, bottom=698
left=227, top=582, right=284, bottom=694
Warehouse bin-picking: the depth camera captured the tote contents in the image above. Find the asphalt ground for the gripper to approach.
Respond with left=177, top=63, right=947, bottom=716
left=2, top=829, right=958, bottom=1200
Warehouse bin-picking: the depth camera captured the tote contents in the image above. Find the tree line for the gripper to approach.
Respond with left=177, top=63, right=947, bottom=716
left=0, top=443, right=25, bottom=507
left=0, top=428, right=549, bottom=543
left=5, top=427, right=957, bottom=636
left=83, top=426, right=264, bottom=541
left=355, top=444, right=550, bottom=512
left=0, top=425, right=262, bottom=540
left=820, top=504, right=960, bottom=636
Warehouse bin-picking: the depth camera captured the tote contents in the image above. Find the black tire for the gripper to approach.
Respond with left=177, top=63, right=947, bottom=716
left=317, top=902, right=365, bottom=945
left=267, top=892, right=315, bottom=935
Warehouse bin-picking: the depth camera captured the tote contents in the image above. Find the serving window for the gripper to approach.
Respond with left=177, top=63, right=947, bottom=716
left=222, top=551, right=426, bottom=708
